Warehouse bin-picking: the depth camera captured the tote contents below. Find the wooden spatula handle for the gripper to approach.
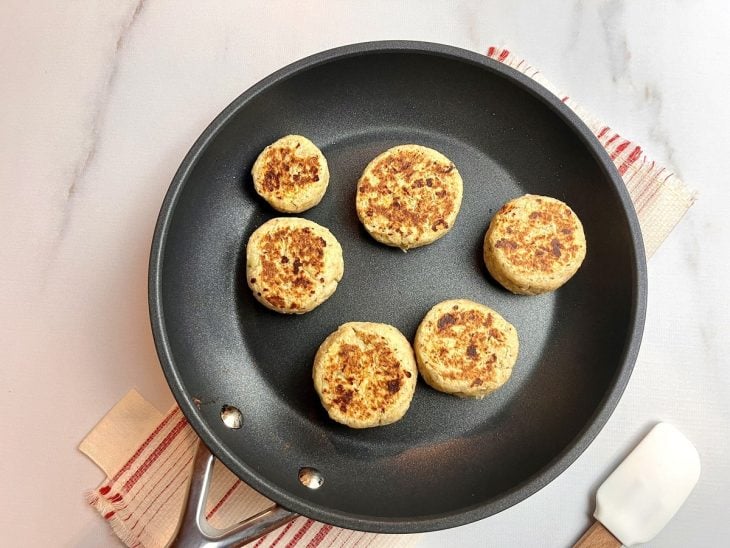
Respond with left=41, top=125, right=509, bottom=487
left=573, top=521, right=622, bottom=548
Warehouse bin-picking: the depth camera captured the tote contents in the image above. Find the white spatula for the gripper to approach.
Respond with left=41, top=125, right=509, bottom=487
left=574, top=423, right=700, bottom=547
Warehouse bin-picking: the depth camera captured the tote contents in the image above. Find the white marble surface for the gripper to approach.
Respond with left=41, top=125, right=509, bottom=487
left=1, top=1, right=729, bottom=546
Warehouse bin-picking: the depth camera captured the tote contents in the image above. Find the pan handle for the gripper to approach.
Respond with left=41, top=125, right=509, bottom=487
left=170, top=441, right=298, bottom=548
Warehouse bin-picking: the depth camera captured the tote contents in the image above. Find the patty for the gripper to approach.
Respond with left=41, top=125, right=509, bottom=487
left=251, top=135, right=329, bottom=213
left=483, top=194, right=587, bottom=295
left=414, top=299, right=519, bottom=398
left=246, top=217, right=343, bottom=314
left=313, top=322, right=418, bottom=428
left=355, top=144, right=463, bottom=250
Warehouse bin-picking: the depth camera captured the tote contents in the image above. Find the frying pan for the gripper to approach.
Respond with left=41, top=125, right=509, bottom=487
left=149, top=41, right=646, bottom=544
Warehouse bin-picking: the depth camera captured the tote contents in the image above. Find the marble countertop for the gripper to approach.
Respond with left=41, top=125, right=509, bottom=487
left=2, top=1, right=728, bottom=546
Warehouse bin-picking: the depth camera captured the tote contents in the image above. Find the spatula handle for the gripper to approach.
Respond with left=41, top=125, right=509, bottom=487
left=573, top=521, right=622, bottom=548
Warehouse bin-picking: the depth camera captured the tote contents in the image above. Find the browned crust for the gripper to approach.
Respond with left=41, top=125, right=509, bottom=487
left=433, top=308, right=500, bottom=384
left=256, top=226, right=324, bottom=310
left=256, top=144, right=321, bottom=196
left=484, top=195, right=586, bottom=295
left=246, top=218, right=342, bottom=314
left=322, top=331, right=403, bottom=418
left=491, top=197, right=582, bottom=271
left=356, top=145, right=462, bottom=249
left=415, top=299, right=518, bottom=398
left=313, top=323, right=417, bottom=428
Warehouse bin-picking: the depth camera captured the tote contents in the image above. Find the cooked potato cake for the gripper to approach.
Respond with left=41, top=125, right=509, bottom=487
left=313, top=322, right=418, bottom=428
left=251, top=135, right=329, bottom=213
left=355, top=144, right=463, bottom=250
left=246, top=217, right=343, bottom=314
left=414, top=299, right=519, bottom=399
left=484, top=194, right=586, bottom=295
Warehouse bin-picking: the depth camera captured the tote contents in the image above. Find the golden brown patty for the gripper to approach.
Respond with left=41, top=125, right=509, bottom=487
left=246, top=217, right=343, bottom=314
left=355, top=144, right=463, bottom=250
left=313, top=322, right=418, bottom=428
left=483, top=194, right=587, bottom=295
left=414, top=299, right=519, bottom=398
left=251, top=135, right=329, bottom=213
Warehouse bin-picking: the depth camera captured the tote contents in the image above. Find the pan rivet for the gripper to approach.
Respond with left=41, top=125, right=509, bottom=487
left=298, top=467, right=324, bottom=489
left=220, top=405, right=243, bottom=429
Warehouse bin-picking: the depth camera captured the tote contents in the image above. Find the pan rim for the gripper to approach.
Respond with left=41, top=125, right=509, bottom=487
left=149, top=40, right=647, bottom=533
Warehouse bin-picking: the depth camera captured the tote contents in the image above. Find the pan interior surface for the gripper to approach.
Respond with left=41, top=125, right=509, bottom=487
left=152, top=44, right=644, bottom=532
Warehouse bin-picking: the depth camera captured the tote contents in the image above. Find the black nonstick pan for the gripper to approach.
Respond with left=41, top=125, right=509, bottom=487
left=149, top=41, right=646, bottom=542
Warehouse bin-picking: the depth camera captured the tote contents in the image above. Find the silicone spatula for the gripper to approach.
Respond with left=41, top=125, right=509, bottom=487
left=574, top=423, right=700, bottom=547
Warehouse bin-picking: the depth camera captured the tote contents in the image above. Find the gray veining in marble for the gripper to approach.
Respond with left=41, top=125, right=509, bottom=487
left=53, top=0, right=148, bottom=258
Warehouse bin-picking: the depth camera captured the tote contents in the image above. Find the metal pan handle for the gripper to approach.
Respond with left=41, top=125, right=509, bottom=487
left=170, top=441, right=297, bottom=548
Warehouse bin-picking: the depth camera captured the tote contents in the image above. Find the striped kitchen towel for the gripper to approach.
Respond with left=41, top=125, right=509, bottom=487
left=82, top=391, right=417, bottom=548
left=82, top=48, right=695, bottom=547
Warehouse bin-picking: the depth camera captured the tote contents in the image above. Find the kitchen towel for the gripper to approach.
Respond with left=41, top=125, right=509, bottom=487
left=81, top=48, right=696, bottom=548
